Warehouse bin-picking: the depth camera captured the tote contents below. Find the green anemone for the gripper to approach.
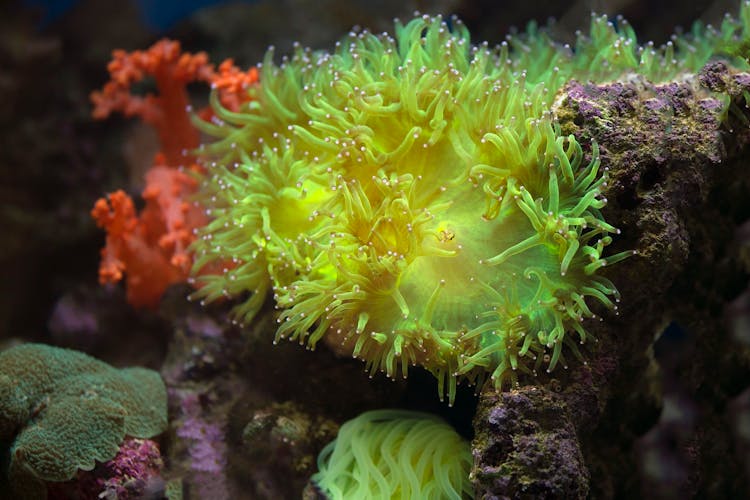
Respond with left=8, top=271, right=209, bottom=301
left=311, top=409, right=472, bottom=500
left=191, top=5, right=750, bottom=403
left=190, top=14, right=630, bottom=404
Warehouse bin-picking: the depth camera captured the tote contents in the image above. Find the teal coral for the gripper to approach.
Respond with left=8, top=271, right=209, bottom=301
left=0, top=343, right=167, bottom=499
left=190, top=3, right=750, bottom=403
left=311, top=409, right=472, bottom=500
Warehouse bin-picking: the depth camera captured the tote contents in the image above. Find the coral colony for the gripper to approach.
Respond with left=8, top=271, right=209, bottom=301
left=0, top=344, right=167, bottom=498
left=2, top=1, right=750, bottom=498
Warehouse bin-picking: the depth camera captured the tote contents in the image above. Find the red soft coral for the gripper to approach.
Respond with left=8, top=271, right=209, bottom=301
left=212, top=59, right=260, bottom=112
left=91, top=190, right=183, bottom=308
left=90, top=39, right=258, bottom=308
left=91, top=39, right=212, bottom=164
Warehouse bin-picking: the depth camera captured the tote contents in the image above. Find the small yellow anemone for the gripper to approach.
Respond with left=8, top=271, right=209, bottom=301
left=191, top=15, right=631, bottom=404
left=311, top=409, right=472, bottom=500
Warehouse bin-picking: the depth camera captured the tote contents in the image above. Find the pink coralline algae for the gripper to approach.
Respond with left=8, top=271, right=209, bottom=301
left=49, top=438, right=164, bottom=500
left=177, top=417, right=227, bottom=474
left=173, top=391, right=230, bottom=499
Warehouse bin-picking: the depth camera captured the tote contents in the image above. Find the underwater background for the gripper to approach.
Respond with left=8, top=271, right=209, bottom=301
left=1, top=0, right=749, bottom=498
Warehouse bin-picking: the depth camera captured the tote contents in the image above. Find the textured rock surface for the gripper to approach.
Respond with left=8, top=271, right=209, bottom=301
left=159, top=292, right=408, bottom=499
left=472, top=387, right=589, bottom=499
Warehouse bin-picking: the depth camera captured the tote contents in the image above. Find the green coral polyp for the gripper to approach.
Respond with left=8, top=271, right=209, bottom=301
left=191, top=14, right=636, bottom=404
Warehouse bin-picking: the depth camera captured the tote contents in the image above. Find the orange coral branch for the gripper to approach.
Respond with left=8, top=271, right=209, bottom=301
left=91, top=162, right=207, bottom=308
left=212, top=59, right=260, bottom=112
left=91, top=190, right=182, bottom=308
left=90, top=39, right=258, bottom=309
left=91, top=39, right=214, bottom=165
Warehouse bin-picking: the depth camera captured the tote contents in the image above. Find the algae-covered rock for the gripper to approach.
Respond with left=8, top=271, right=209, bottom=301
left=0, top=343, right=167, bottom=499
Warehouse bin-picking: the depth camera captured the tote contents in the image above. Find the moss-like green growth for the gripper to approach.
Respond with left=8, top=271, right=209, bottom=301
left=311, top=409, right=472, bottom=499
left=190, top=3, right=750, bottom=404
left=0, top=343, right=167, bottom=499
